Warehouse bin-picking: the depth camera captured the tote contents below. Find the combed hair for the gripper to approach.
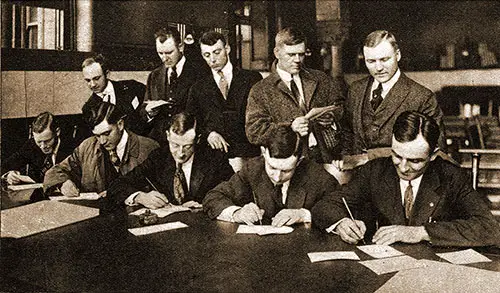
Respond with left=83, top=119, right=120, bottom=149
left=84, top=102, right=126, bottom=128
left=265, top=126, right=302, bottom=158
left=168, top=112, right=197, bottom=136
left=82, top=53, right=108, bottom=73
left=364, top=30, right=399, bottom=51
left=393, top=111, right=440, bottom=151
left=199, top=31, right=227, bottom=46
left=155, top=27, right=182, bottom=45
left=32, top=112, right=58, bottom=134
left=275, top=27, right=306, bottom=49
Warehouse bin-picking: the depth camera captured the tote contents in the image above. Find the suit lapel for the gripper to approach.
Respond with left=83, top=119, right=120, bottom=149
left=189, top=153, right=207, bottom=197
left=300, top=71, right=318, bottom=110
left=253, top=171, right=278, bottom=217
left=354, top=77, right=372, bottom=146
left=270, top=72, right=298, bottom=106
left=373, top=74, right=411, bottom=124
left=380, top=163, right=407, bottom=225
left=410, top=167, right=442, bottom=225
left=286, top=163, right=308, bottom=209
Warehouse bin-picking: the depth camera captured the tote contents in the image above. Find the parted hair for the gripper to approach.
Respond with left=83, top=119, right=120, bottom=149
left=265, top=125, right=302, bottom=158
left=167, top=112, right=197, bottom=136
left=275, top=27, right=306, bottom=49
left=155, top=27, right=182, bottom=45
left=82, top=54, right=109, bottom=74
left=84, top=102, right=126, bottom=128
left=32, top=112, right=59, bottom=134
left=364, top=30, right=399, bottom=51
left=393, top=111, right=440, bottom=151
left=199, top=31, right=227, bottom=46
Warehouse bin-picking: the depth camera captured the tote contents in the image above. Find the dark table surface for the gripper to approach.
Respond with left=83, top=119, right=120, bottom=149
left=1, top=190, right=500, bottom=292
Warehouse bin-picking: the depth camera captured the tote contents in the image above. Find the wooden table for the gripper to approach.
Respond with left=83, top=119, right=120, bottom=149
left=2, top=197, right=500, bottom=292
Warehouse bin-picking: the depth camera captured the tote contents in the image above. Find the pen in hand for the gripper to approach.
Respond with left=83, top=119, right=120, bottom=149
left=252, top=191, right=262, bottom=225
left=342, top=197, right=366, bottom=245
left=145, top=177, right=170, bottom=206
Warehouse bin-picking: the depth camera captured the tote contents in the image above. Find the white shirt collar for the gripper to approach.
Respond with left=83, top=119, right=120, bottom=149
left=115, top=130, right=128, bottom=161
left=180, top=154, right=195, bottom=190
left=275, top=180, right=291, bottom=205
left=168, top=55, right=186, bottom=76
left=99, top=80, right=116, bottom=104
left=276, top=66, right=294, bottom=82
left=212, top=61, right=233, bottom=83
left=372, top=68, right=401, bottom=97
left=399, top=174, right=423, bottom=205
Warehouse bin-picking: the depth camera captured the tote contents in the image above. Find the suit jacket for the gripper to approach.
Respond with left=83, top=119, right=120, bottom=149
left=187, top=67, right=262, bottom=158
left=203, top=156, right=339, bottom=223
left=140, top=58, right=207, bottom=145
left=43, top=131, right=159, bottom=193
left=82, top=79, right=146, bottom=135
left=345, top=73, right=445, bottom=154
left=312, top=157, right=500, bottom=247
left=246, top=68, right=344, bottom=156
left=107, top=146, right=234, bottom=208
left=2, top=137, right=74, bottom=183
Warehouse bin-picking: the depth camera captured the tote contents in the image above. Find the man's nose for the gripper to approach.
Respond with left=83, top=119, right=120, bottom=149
left=399, top=160, right=410, bottom=172
left=98, top=136, right=107, bottom=145
left=375, top=61, right=384, bottom=71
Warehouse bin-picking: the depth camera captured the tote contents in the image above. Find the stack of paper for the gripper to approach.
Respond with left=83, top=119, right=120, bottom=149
left=1, top=200, right=99, bottom=238
left=236, top=225, right=294, bottom=235
left=129, top=205, right=191, bottom=218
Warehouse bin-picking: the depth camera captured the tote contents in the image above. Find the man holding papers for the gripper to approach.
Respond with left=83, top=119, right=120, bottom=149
left=312, top=111, right=500, bottom=247
left=107, top=112, right=234, bottom=209
left=2, top=112, right=73, bottom=185
left=245, top=27, right=344, bottom=163
left=204, top=126, right=339, bottom=226
left=43, top=102, right=158, bottom=197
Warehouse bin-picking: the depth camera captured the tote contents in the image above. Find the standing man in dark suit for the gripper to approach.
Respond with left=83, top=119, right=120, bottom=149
left=344, top=30, right=445, bottom=156
left=313, top=111, right=500, bottom=247
left=187, top=31, right=262, bottom=172
left=44, top=103, right=159, bottom=197
left=140, top=28, right=207, bottom=146
left=246, top=27, right=344, bottom=164
left=82, top=54, right=146, bottom=135
left=2, top=112, right=74, bottom=184
left=107, top=112, right=234, bottom=210
left=204, top=126, right=339, bottom=227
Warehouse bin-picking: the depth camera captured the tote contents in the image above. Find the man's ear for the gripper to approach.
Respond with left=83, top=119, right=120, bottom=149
left=117, top=119, right=125, bottom=131
left=273, top=46, right=280, bottom=59
left=178, top=43, right=184, bottom=53
left=225, top=44, right=231, bottom=54
left=55, top=127, right=61, bottom=137
left=260, top=146, right=267, bottom=157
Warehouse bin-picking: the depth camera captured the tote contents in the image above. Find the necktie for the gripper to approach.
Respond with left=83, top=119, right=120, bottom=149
left=404, top=181, right=414, bottom=220
left=173, top=163, right=188, bottom=205
left=371, top=83, right=383, bottom=111
left=169, top=66, right=178, bottom=85
left=41, top=154, right=54, bottom=174
left=217, top=70, right=229, bottom=99
left=291, top=78, right=306, bottom=113
left=273, top=184, right=285, bottom=210
left=109, top=149, right=121, bottom=168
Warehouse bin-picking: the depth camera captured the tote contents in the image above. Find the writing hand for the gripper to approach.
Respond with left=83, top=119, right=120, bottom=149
left=5, top=171, right=23, bottom=185
left=135, top=191, right=169, bottom=209
left=335, top=218, right=367, bottom=244
left=372, top=225, right=429, bottom=246
left=233, top=203, right=264, bottom=225
left=271, top=209, right=307, bottom=227
left=182, top=200, right=202, bottom=209
left=291, top=116, right=309, bottom=137
left=207, top=131, right=230, bottom=153
left=60, top=180, right=80, bottom=197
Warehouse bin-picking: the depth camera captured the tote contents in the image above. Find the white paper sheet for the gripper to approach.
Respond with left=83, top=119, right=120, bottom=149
left=49, top=192, right=101, bottom=201
left=236, top=225, right=294, bottom=235
left=357, top=245, right=405, bottom=259
left=360, top=255, right=425, bottom=275
left=129, top=205, right=191, bottom=218
left=436, top=248, right=492, bottom=265
left=308, top=251, right=360, bottom=263
left=7, top=183, right=44, bottom=191
left=128, top=221, right=188, bottom=236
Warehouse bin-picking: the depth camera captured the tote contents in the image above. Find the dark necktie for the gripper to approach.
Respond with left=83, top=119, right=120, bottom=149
left=173, top=163, right=188, bottom=205
left=41, top=154, right=54, bottom=174
left=109, top=149, right=121, bottom=168
left=169, top=66, right=178, bottom=85
left=404, top=181, right=414, bottom=220
left=273, top=184, right=285, bottom=210
left=217, top=70, right=229, bottom=99
left=371, top=83, right=383, bottom=111
left=291, top=78, right=306, bottom=113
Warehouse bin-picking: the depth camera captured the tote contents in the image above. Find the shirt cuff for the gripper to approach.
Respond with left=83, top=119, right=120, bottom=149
left=124, top=191, right=141, bottom=206
left=301, top=208, right=311, bottom=223
left=326, top=217, right=349, bottom=234
left=217, top=205, right=241, bottom=222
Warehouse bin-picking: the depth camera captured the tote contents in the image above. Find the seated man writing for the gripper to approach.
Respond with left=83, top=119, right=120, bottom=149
left=312, top=111, right=500, bottom=247
left=2, top=112, right=74, bottom=185
left=203, top=126, right=339, bottom=227
left=107, top=112, right=234, bottom=209
left=44, top=102, right=159, bottom=197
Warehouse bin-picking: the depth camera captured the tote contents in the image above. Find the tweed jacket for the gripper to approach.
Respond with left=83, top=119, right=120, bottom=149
left=245, top=68, right=344, bottom=147
left=345, top=73, right=445, bottom=154
left=312, top=157, right=500, bottom=247
left=203, top=156, right=340, bottom=223
left=43, top=131, right=158, bottom=193
left=187, top=67, right=262, bottom=158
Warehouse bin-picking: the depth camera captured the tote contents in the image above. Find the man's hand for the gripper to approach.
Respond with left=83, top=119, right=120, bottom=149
left=98, top=190, right=107, bottom=198
left=315, top=112, right=335, bottom=127
left=182, top=200, right=202, bottom=209
left=232, top=203, right=264, bottom=225
left=331, top=160, right=344, bottom=171
left=5, top=171, right=23, bottom=185
left=335, top=218, right=367, bottom=244
left=372, top=225, right=430, bottom=245
left=207, top=131, right=230, bottom=153
left=60, top=180, right=80, bottom=197
left=291, top=116, right=309, bottom=136
left=145, top=104, right=161, bottom=118
left=135, top=191, right=169, bottom=209
left=271, top=209, right=307, bottom=227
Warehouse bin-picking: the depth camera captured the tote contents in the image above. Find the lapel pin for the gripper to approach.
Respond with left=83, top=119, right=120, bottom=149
left=429, top=202, right=434, bottom=207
